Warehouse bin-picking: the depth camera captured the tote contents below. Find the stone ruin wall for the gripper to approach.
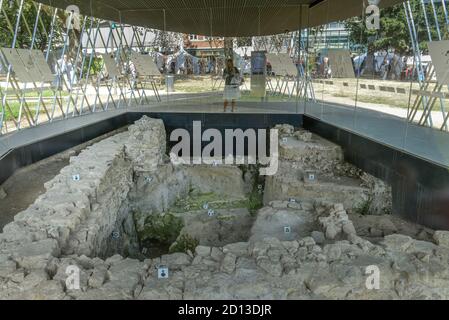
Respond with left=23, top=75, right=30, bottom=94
left=266, top=124, right=392, bottom=215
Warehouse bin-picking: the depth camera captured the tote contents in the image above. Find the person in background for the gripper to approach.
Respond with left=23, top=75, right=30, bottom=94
left=129, top=60, right=138, bottom=89
left=170, top=60, right=176, bottom=74
left=315, top=52, right=322, bottom=77
left=223, top=59, right=241, bottom=113
left=380, top=56, right=389, bottom=80
left=389, top=52, right=402, bottom=80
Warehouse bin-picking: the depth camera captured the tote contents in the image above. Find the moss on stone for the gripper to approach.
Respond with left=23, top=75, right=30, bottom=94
left=216, top=215, right=236, bottom=221
left=169, top=234, right=199, bottom=254
left=355, top=196, right=374, bottom=216
left=171, top=192, right=250, bottom=213
left=138, top=213, right=184, bottom=245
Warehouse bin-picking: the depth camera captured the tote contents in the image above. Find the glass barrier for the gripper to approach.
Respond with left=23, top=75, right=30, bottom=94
left=1, top=0, right=449, bottom=141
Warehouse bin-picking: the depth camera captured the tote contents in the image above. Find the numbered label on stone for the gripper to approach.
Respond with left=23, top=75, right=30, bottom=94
left=158, top=266, right=169, bottom=279
left=111, top=231, right=120, bottom=239
left=284, top=226, right=292, bottom=234
left=203, top=203, right=209, bottom=210
left=208, top=209, right=215, bottom=217
left=72, top=174, right=80, bottom=181
left=144, top=176, right=153, bottom=183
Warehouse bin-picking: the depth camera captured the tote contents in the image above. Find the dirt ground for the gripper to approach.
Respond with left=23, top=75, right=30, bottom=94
left=0, top=156, right=69, bottom=231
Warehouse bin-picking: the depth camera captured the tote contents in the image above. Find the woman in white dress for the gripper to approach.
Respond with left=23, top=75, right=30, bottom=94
left=223, top=59, right=241, bottom=112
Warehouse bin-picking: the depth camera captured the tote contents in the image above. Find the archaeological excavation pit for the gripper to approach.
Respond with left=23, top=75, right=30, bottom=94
left=4, top=115, right=446, bottom=300
left=103, top=163, right=265, bottom=260
left=35, top=116, right=393, bottom=263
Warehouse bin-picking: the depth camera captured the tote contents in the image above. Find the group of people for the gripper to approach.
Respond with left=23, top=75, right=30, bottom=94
left=356, top=52, right=415, bottom=81
left=314, top=53, right=331, bottom=79
left=378, top=53, right=407, bottom=80
left=161, top=54, right=224, bottom=75
left=158, top=54, right=244, bottom=112
left=313, top=50, right=416, bottom=81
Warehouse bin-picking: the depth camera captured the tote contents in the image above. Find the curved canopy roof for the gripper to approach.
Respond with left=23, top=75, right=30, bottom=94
left=38, top=0, right=405, bottom=36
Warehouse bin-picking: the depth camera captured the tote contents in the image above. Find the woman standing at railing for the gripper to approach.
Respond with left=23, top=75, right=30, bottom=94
left=223, top=59, right=241, bottom=113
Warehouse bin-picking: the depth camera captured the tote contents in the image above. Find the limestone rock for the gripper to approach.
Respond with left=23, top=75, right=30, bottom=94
left=195, top=246, right=211, bottom=257
left=381, top=234, right=414, bottom=252
left=319, top=204, right=356, bottom=240
left=221, top=253, right=237, bottom=274
left=250, top=206, right=315, bottom=242
left=223, top=242, right=249, bottom=257
left=126, top=116, right=166, bottom=172
left=323, top=244, right=342, bottom=262
left=12, top=239, right=60, bottom=270
left=256, top=256, right=283, bottom=277
left=161, top=252, right=192, bottom=269
left=434, top=231, right=449, bottom=248
left=311, top=231, right=325, bottom=245
left=0, top=259, right=17, bottom=277
left=274, top=124, right=295, bottom=137
left=293, top=130, right=313, bottom=142
left=0, top=188, right=7, bottom=200
left=88, top=266, right=108, bottom=289
left=210, top=247, right=224, bottom=262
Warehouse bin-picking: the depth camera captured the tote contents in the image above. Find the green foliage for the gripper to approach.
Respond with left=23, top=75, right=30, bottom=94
left=0, top=1, right=60, bottom=50
left=139, top=213, right=184, bottom=245
left=169, top=234, right=199, bottom=254
left=171, top=192, right=250, bottom=213
left=345, top=0, right=448, bottom=53
left=355, top=197, right=374, bottom=216
left=82, top=56, right=104, bottom=76
left=239, top=164, right=264, bottom=215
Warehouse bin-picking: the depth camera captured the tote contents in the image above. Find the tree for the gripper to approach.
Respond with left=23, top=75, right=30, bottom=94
left=344, top=0, right=448, bottom=75
left=345, top=0, right=448, bottom=54
left=0, top=0, right=58, bottom=51
left=150, top=29, right=182, bottom=53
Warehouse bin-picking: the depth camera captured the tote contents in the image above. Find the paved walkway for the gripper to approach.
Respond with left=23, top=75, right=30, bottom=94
left=1, top=97, right=448, bottom=170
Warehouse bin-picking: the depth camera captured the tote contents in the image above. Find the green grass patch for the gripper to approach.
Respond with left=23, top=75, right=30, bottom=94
left=170, top=191, right=249, bottom=213
left=138, top=213, right=184, bottom=248
left=2, top=101, right=39, bottom=121
left=356, top=95, right=410, bottom=109
left=355, top=197, right=374, bottom=216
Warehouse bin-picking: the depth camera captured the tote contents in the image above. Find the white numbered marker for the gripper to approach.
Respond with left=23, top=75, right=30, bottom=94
left=111, top=231, right=120, bottom=239
left=158, top=266, right=169, bottom=279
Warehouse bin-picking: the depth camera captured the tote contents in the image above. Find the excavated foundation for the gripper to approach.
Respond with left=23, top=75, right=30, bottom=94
left=4, top=116, right=448, bottom=300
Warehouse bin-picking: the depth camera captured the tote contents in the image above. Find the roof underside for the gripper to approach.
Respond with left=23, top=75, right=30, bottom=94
left=38, top=0, right=406, bottom=36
